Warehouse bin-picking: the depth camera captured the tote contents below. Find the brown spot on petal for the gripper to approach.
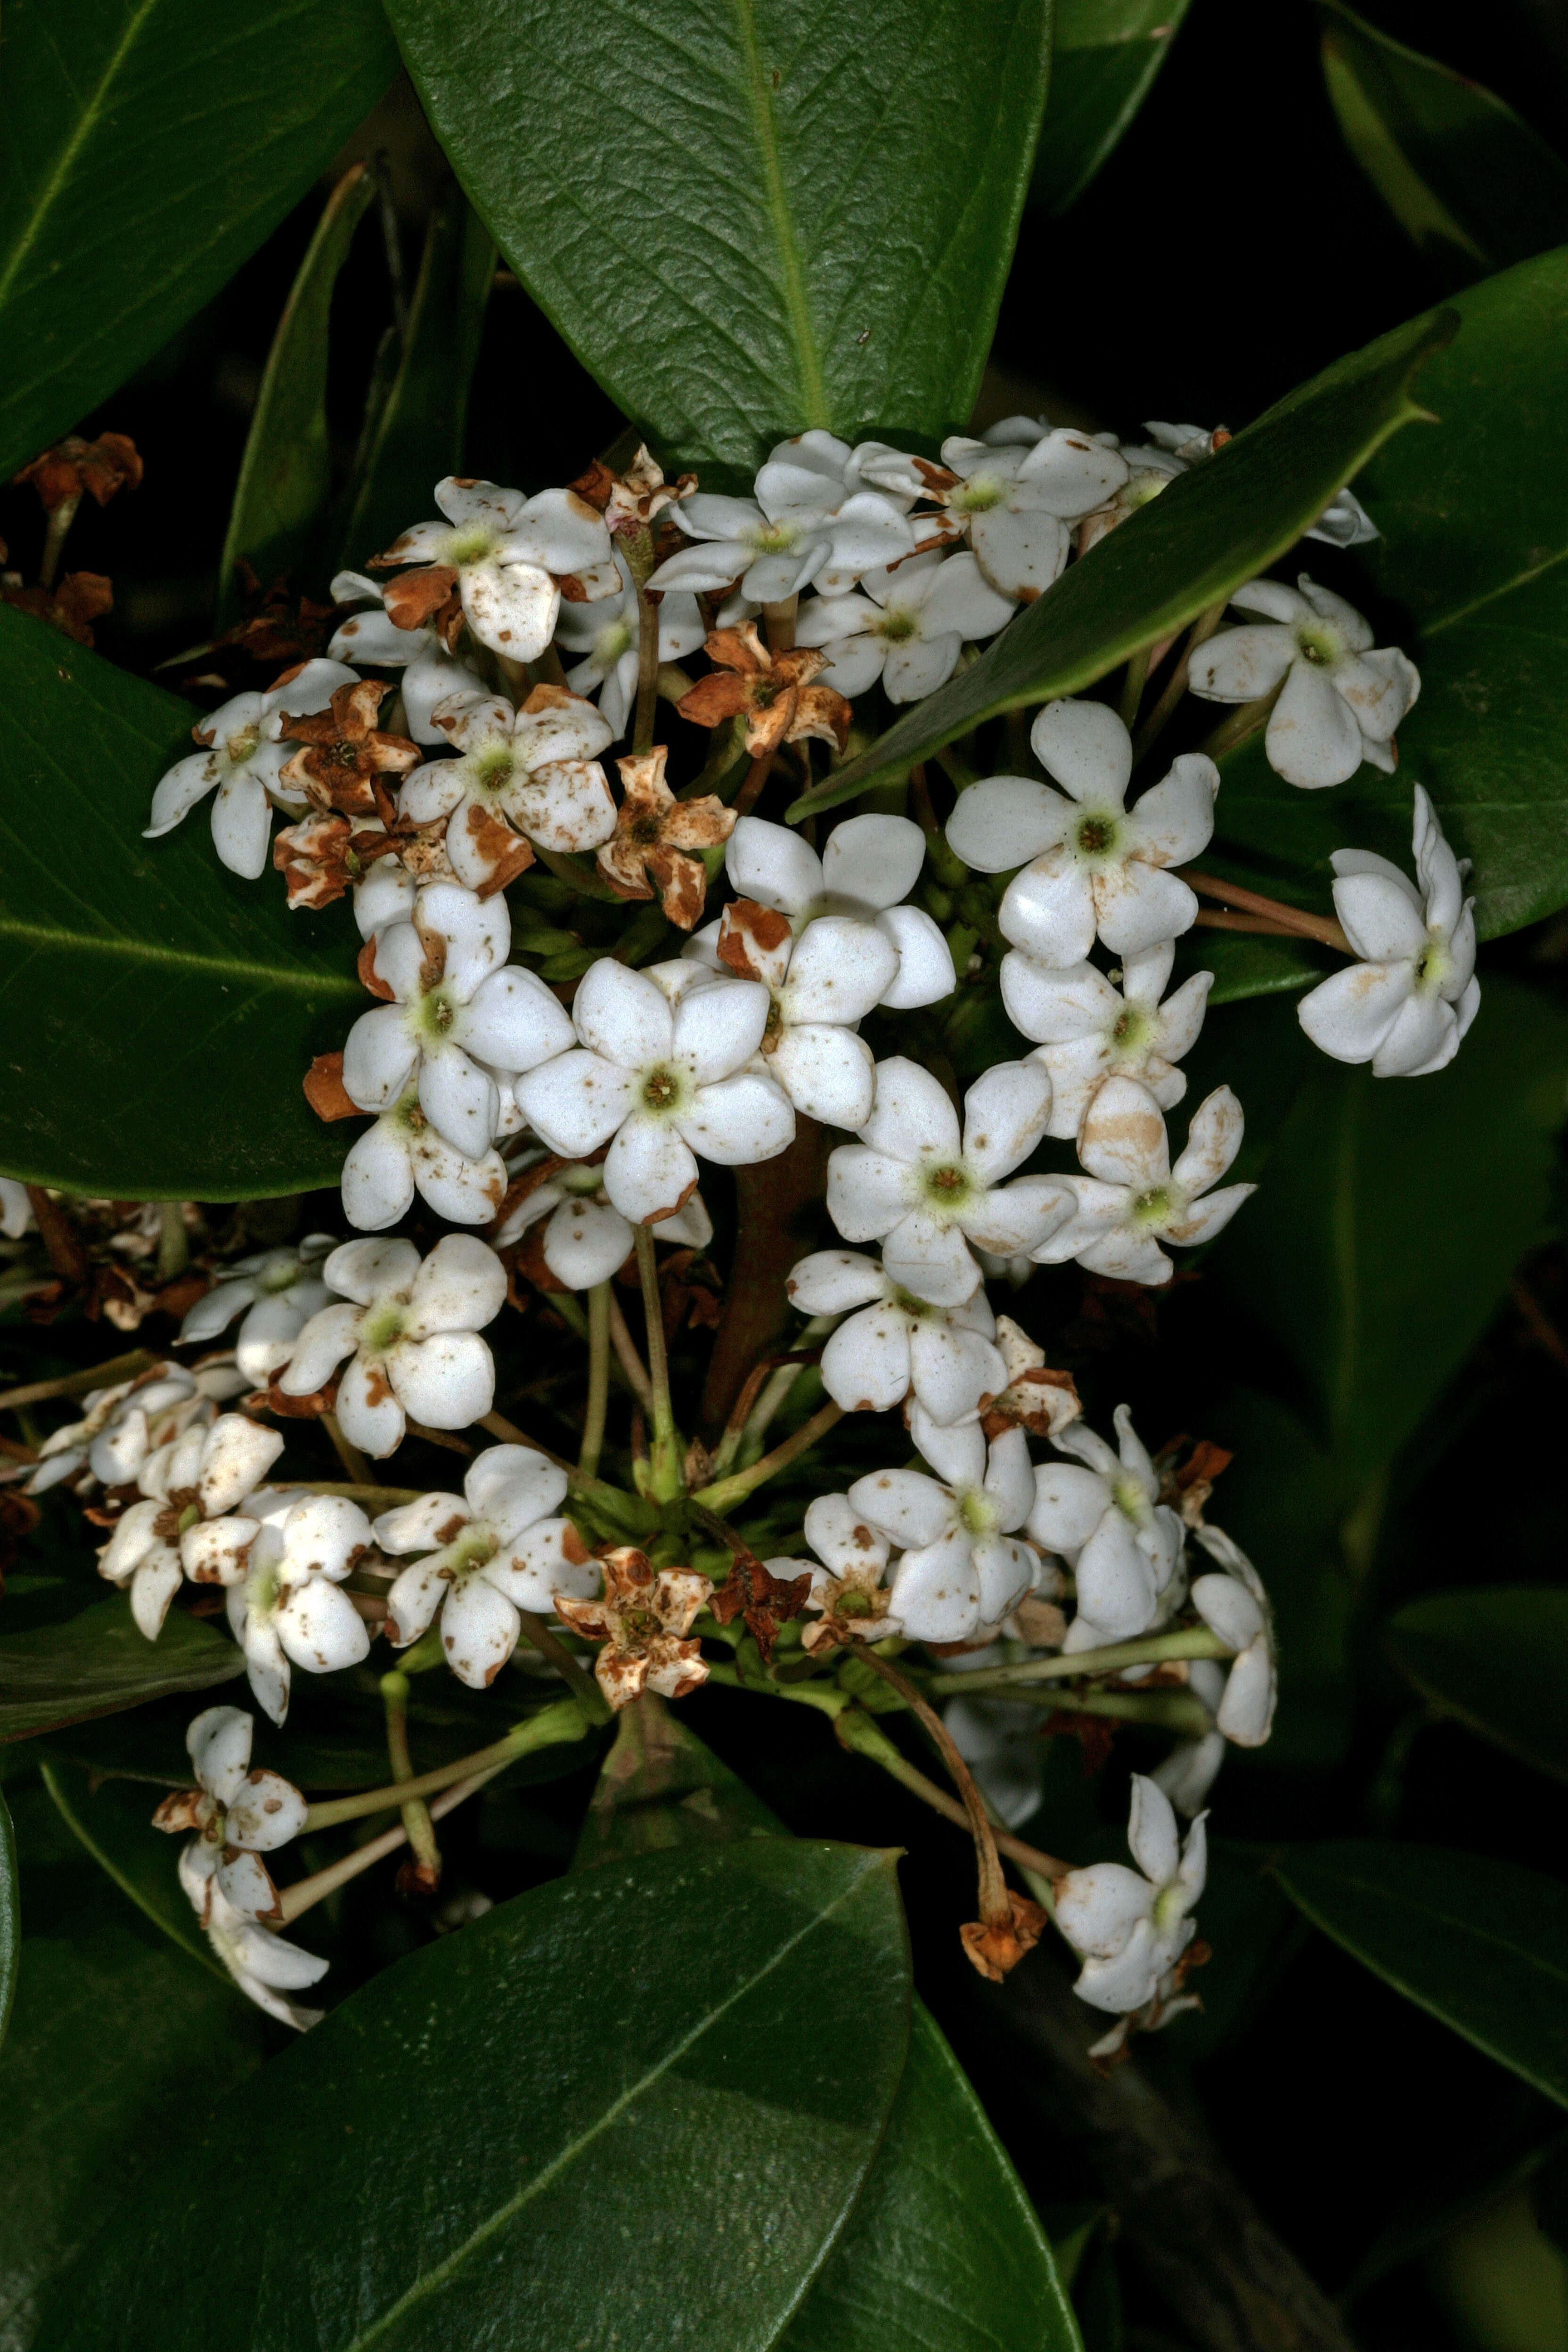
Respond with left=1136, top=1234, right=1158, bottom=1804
left=357, top=938, right=395, bottom=1001
left=382, top=565, right=460, bottom=630
left=717, top=898, right=792, bottom=980
left=463, top=800, right=535, bottom=896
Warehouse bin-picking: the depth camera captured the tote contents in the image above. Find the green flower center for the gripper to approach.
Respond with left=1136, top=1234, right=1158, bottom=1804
left=891, top=1286, right=936, bottom=1321
left=837, top=1587, right=875, bottom=1619
left=1124, top=469, right=1169, bottom=511
left=224, top=723, right=262, bottom=767
left=957, top=1488, right=998, bottom=1538
left=256, top=1257, right=302, bottom=1297
left=393, top=1091, right=427, bottom=1136
left=747, top=522, right=800, bottom=556
left=952, top=473, right=1006, bottom=515
left=1074, top=810, right=1121, bottom=862
left=248, top=1561, right=281, bottom=1617
left=468, top=741, right=517, bottom=797
left=414, top=985, right=459, bottom=1044
left=446, top=524, right=498, bottom=567
left=640, top=1062, right=689, bottom=1117
left=1296, top=621, right=1344, bottom=669
left=877, top=607, right=919, bottom=643
left=920, top=1160, right=974, bottom=1217
left=442, top=1526, right=498, bottom=1580
left=1152, top=1880, right=1187, bottom=1931
left=561, top=1164, right=604, bottom=1198
left=1412, top=934, right=1451, bottom=996
left=360, top=1300, right=407, bottom=1355
left=1112, top=1476, right=1147, bottom=1524
left=1130, top=1185, right=1173, bottom=1228
left=1110, top=1003, right=1153, bottom=1058
left=175, top=1501, right=202, bottom=1536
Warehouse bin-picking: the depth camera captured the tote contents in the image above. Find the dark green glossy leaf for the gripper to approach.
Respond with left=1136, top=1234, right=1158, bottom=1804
left=383, top=0, right=1051, bottom=470
left=1217, top=248, right=1568, bottom=940
left=1197, top=928, right=1331, bottom=1007
left=790, top=304, right=1454, bottom=818
left=0, top=604, right=362, bottom=1196
left=1031, top=0, right=1192, bottom=215
left=1386, top=1587, right=1568, bottom=1785
left=1274, top=1842, right=1568, bottom=2108
left=0, top=1901, right=261, bottom=2349
left=573, top=1691, right=784, bottom=1869
left=0, top=0, right=396, bottom=479
left=336, top=187, right=496, bottom=571
left=1320, top=4, right=1568, bottom=288
left=39, top=1842, right=911, bottom=2352
left=1210, top=976, right=1568, bottom=1474
left=0, top=1599, right=244, bottom=1744
left=0, top=1789, right=16, bottom=2051
left=780, top=2001, right=1079, bottom=2352
left=216, top=166, right=378, bottom=623
left=41, top=1761, right=222, bottom=1974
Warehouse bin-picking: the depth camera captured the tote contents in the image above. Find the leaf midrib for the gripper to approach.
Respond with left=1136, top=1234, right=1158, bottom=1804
left=345, top=1862, right=883, bottom=2351
left=1420, top=539, right=1568, bottom=637
left=1287, top=1863, right=1568, bottom=1988
left=730, top=0, right=829, bottom=432
left=0, top=915, right=363, bottom=997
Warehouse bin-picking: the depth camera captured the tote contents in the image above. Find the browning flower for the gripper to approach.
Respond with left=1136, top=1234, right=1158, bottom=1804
left=595, top=745, right=735, bottom=929
left=277, top=679, right=421, bottom=819
left=554, top=1546, right=713, bottom=1709
left=676, top=621, right=852, bottom=758
left=14, top=432, right=143, bottom=511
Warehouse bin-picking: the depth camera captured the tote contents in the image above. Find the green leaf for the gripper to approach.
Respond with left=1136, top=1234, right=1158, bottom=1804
left=1274, top=1842, right=1568, bottom=2109
left=41, top=1761, right=223, bottom=1974
left=0, top=1901, right=261, bottom=2349
left=1217, top=247, right=1568, bottom=941
left=1198, top=928, right=1333, bottom=1007
left=0, top=1601, right=244, bottom=1745
left=381, top=0, right=1052, bottom=470
left=572, top=1691, right=784, bottom=1868
left=0, top=0, right=397, bottom=480
left=1210, top=975, right=1568, bottom=1475
left=0, top=1788, right=16, bottom=2051
left=0, top=604, right=363, bottom=1197
left=1031, top=0, right=1192, bottom=216
left=40, top=1843, right=911, bottom=2352
left=789, top=302, right=1454, bottom=819
left=1320, top=3, right=1568, bottom=288
left=780, top=2001, right=1079, bottom=2352
left=1385, top=1587, right=1568, bottom=1786
left=336, top=187, right=497, bottom=572
left=216, top=166, right=378, bottom=623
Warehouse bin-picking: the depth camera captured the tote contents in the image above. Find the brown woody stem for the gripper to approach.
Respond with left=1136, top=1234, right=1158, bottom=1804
left=0, top=1349, right=155, bottom=1413
left=1180, top=867, right=1350, bottom=953
left=699, top=1116, right=828, bottom=1437
left=834, top=1704, right=1069, bottom=1882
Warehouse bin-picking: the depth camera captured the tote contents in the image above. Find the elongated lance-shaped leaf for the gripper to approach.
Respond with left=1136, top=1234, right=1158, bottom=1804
left=0, top=0, right=396, bottom=480
left=0, top=1602, right=245, bottom=1744
left=787, top=302, right=1455, bottom=820
left=216, top=166, right=378, bottom=624
left=1030, top=0, right=1193, bottom=216
left=336, top=186, right=497, bottom=572
left=1385, top=1589, right=1568, bottom=1788
left=0, top=604, right=364, bottom=1197
left=381, top=0, right=1052, bottom=471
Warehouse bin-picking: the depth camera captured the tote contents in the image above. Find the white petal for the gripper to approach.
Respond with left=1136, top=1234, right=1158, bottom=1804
left=1216, top=1642, right=1277, bottom=1746
left=999, top=855, right=1098, bottom=966
left=1332, top=872, right=1427, bottom=964
left=145, top=749, right=219, bottom=838
left=727, top=816, right=823, bottom=915
left=210, top=775, right=273, bottom=880
left=516, top=1049, right=637, bottom=1157
left=1000, top=954, right=1119, bottom=1045
left=963, top=1060, right=1053, bottom=1182
left=1078, top=1077, right=1169, bottom=1187
left=462, top=558, right=559, bottom=663
left=1266, top=659, right=1365, bottom=789
left=543, top=1194, right=635, bottom=1287
left=341, top=1122, right=416, bottom=1233
left=889, top=1527, right=981, bottom=1642
left=1298, top=961, right=1411, bottom=1065
left=772, top=1025, right=875, bottom=1127
left=1130, top=755, right=1217, bottom=867
left=1075, top=1512, right=1160, bottom=1639
left=819, top=813, right=926, bottom=913
left=804, top=1493, right=891, bottom=1579
left=198, top=1416, right=284, bottom=1515
left=324, top=1234, right=421, bottom=1305
left=983, top=1425, right=1035, bottom=1528
left=227, top=1769, right=309, bottom=1851
left=825, top=1145, right=912, bottom=1243
left=465, top=1445, right=567, bottom=1534
left=1191, top=1571, right=1265, bottom=1651
left=1127, top=1773, right=1180, bottom=1885
left=1170, top=1087, right=1243, bottom=1196
left=603, top=1117, right=700, bottom=1224
left=972, top=1535, right=1035, bottom=1623
left=278, top=1493, right=371, bottom=1581
left=389, top=1330, right=495, bottom=1428
left=881, top=1211, right=981, bottom=1307
left=907, top=1320, right=1006, bottom=1426
left=946, top=777, right=1065, bottom=874
left=970, top=505, right=1068, bottom=601
left=418, top=1043, right=498, bottom=1159
left=342, top=1005, right=420, bottom=1113
left=188, top=1704, right=253, bottom=1808
left=130, top=1550, right=184, bottom=1640
left=462, top=966, right=578, bottom=1074
left=1028, top=1464, right=1111, bottom=1555
left=335, top=1352, right=407, bottom=1458
left=673, top=977, right=771, bottom=1084
left=821, top=1307, right=912, bottom=1414
left=1029, top=698, right=1132, bottom=806
left=848, top=1466, right=954, bottom=1550
left=1187, top=623, right=1295, bottom=703
left=1092, top=861, right=1199, bottom=957
left=874, top=906, right=956, bottom=1009
left=1371, top=989, right=1455, bottom=1078
left=575, top=957, right=674, bottom=1070
left=785, top=1250, right=889, bottom=1315
left=406, top=1233, right=506, bottom=1336
left=440, top=1575, right=521, bottom=1687
left=180, top=1515, right=258, bottom=1586
left=676, top=1072, right=794, bottom=1165
left=784, top=917, right=898, bottom=1024
left=911, top=1410, right=986, bottom=1490
left=858, top=1056, right=960, bottom=1161
left=1054, top=1862, right=1153, bottom=1960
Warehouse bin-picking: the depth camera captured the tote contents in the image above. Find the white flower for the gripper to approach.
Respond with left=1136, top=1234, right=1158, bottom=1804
left=1072, top=434, right=1188, bottom=552
left=328, top=577, right=490, bottom=749
left=190, top=1873, right=327, bottom=2030
left=1002, top=938, right=1213, bottom=1139
left=341, top=1090, right=509, bottom=1233
left=376, top=1444, right=597, bottom=1687
left=849, top=1411, right=1039, bottom=1641
left=1298, top=786, right=1479, bottom=1077
left=946, top=699, right=1217, bottom=967
left=826, top=1056, right=1070, bottom=1307
left=225, top=1492, right=374, bottom=1724
left=372, top=477, right=617, bottom=664
left=401, top=683, right=618, bottom=894
left=722, top=812, right=955, bottom=1012
left=1152, top=1686, right=1228, bottom=1815
left=766, top=1492, right=901, bottom=1652
left=795, top=550, right=1016, bottom=703
left=1190, top=1524, right=1277, bottom=1746
left=646, top=430, right=915, bottom=603
left=1054, top=1774, right=1206, bottom=2015
left=177, top=1237, right=338, bottom=1380
left=785, top=1248, right=1005, bottom=1425
left=26, top=1357, right=246, bottom=1496
left=1032, top=1077, right=1253, bottom=1286
left=1026, top=1405, right=1184, bottom=1647
left=1187, top=574, right=1419, bottom=789
left=98, top=1413, right=285, bottom=1638
left=342, top=882, right=576, bottom=1159
left=686, top=894, right=897, bottom=1129
left=912, top=430, right=1129, bottom=599
left=495, top=1159, right=711, bottom=1288
left=153, top=1703, right=307, bottom=1919
left=278, top=1234, right=507, bottom=1457
left=0, top=1179, right=31, bottom=1239
left=554, top=545, right=705, bottom=739
left=515, top=958, right=794, bottom=1225
left=143, top=658, right=359, bottom=878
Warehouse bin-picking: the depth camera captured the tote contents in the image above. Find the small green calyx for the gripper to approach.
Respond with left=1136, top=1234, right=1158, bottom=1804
left=1110, top=1003, right=1153, bottom=1057
left=891, top=1286, right=936, bottom=1321
left=1075, top=813, right=1119, bottom=859
left=1413, top=935, right=1452, bottom=995
left=414, top=986, right=458, bottom=1044
left=641, top=1063, right=686, bottom=1116
left=957, top=1488, right=997, bottom=1538
left=470, top=741, right=516, bottom=796
left=953, top=474, right=1005, bottom=515
left=748, top=522, right=799, bottom=556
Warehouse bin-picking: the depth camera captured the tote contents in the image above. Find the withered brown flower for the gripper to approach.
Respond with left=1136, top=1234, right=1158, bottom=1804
left=595, top=744, right=735, bottom=929
left=676, top=621, right=852, bottom=757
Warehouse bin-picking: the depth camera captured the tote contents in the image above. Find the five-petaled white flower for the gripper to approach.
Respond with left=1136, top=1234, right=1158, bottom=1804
left=1033, top=1077, right=1253, bottom=1286
left=686, top=893, right=897, bottom=1129
left=343, top=882, right=576, bottom=1159
left=1298, top=785, right=1479, bottom=1076
left=849, top=1410, right=1039, bottom=1642
left=278, top=1234, right=507, bottom=1457
left=224, top=1491, right=374, bottom=1723
left=554, top=546, right=705, bottom=740
left=946, top=699, right=1218, bottom=967
left=646, top=430, right=915, bottom=604
left=144, top=658, right=359, bottom=878
left=341, top=1089, right=509, bottom=1234
left=1027, top=1405, right=1184, bottom=1647
left=1187, top=574, right=1419, bottom=789
left=153, top=1703, right=308, bottom=1919
left=516, top=958, right=794, bottom=1226
left=766, top=1492, right=901, bottom=1653
left=786, top=1248, right=1006, bottom=1426
left=723, top=813, right=956, bottom=1012
left=402, top=683, right=618, bottom=896
left=26, top=1357, right=247, bottom=1496
left=327, top=576, right=492, bottom=747
left=188, top=1871, right=328, bottom=2030
left=900, top=430, right=1129, bottom=600
left=98, top=1413, right=284, bottom=1638
left=495, top=1159, right=711, bottom=1289
left=1054, top=1774, right=1206, bottom=2015
left=178, top=1237, right=338, bottom=1380
left=372, top=476, right=618, bottom=663
left=826, top=1055, right=1070, bottom=1306
left=795, top=550, right=1016, bottom=703
left=1002, top=938, right=1213, bottom=1138
left=1190, top=1523, right=1277, bottom=1746
left=376, top=1444, right=597, bottom=1688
